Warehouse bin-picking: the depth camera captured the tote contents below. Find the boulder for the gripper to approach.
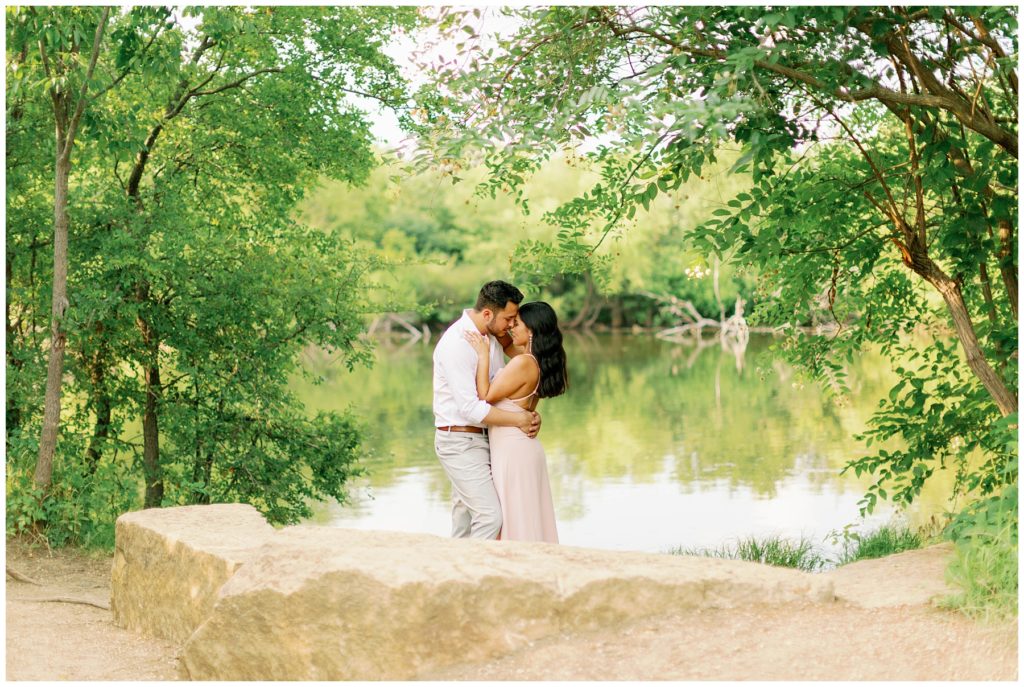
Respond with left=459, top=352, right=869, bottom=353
left=110, top=504, right=274, bottom=643
left=182, top=526, right=835, bottom=680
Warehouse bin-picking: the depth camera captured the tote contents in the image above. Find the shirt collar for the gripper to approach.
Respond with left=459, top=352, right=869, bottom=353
left=460, top=309, right=489, bottom=337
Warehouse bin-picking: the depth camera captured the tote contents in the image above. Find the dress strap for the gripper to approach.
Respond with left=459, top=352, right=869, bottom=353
left=508, top=354, right=541, bottom=402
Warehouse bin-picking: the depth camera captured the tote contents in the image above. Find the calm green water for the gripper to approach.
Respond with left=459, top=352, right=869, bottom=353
left=294, top=333, right=924, bottom=558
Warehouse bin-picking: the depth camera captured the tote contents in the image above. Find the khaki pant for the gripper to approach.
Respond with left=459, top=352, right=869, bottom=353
left=434, top=430, right=501, bottom=539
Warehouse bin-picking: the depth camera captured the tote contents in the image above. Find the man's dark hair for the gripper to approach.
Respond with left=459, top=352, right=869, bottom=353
left=475, top=280, right=523, bottom=312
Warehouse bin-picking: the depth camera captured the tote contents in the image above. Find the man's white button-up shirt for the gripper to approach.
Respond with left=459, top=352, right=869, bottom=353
left=432, top=310, right=506, bottom=428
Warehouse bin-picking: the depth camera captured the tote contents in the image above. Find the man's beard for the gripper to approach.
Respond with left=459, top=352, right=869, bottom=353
left=485, top=322, right=507, bottom=337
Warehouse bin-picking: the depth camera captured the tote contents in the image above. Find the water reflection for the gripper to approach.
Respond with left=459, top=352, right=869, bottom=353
left=293, top=333, right=924, bottom=557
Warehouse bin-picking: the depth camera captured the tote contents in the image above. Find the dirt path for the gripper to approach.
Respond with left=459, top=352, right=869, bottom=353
left=6, top=541, right=180, bottom=680
left=5, top=540, right=1017, bottom=680
left=424, top=601, right=1017, bottom=680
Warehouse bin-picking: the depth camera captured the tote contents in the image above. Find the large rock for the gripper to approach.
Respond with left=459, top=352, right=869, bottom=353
left=182, top=526, right=835, bottom=680
left=825, top=543, right=955, bottom=608
left=111, top=504, right=274, bottom=643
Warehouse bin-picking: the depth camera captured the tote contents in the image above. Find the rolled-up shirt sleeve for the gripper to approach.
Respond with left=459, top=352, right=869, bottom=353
left=439, top=339, right=492, bottom=425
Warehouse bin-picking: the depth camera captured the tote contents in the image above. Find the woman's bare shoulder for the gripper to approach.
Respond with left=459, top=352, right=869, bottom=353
left=504, top=352, right=540, bottom=377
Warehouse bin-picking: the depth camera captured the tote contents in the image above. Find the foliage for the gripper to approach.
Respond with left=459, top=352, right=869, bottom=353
left=6, top=5, right=420, bottom=546
left=669, top=535, right=828, bottom=572
left=847, top=339, right=1016, bottom=514
left=300, top=152, right=759, bottom=328
left=940, top=483, right=1018, bottom=620
left=6, top=441, right=138, bottom=550
left=413, top=4, right=1017, bottom=534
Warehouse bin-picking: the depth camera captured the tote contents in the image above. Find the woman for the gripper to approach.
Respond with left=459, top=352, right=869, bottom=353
left=464, top=301, right=568, bottom=543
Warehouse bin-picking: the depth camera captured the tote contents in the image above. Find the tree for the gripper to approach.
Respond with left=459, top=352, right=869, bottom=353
left=8, top=7, right=111, bottom=493
left=6, top=6, right=421, bottom=543
left=414, top=7, right=1016, bottom=513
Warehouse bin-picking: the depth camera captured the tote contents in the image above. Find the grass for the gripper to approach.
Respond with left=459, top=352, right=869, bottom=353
left=940, top=519, right=1018, bottom=622
left=668, top=523, right=931, bottom=573
left=668, top=535, right=829, bottom=573
left=669, top=518, right=1017, bottom=622
left=835, top=523, right=924, bottom=565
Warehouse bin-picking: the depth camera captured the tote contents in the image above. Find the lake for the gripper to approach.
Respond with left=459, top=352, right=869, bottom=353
left=293, top=332, right=943, bottom=560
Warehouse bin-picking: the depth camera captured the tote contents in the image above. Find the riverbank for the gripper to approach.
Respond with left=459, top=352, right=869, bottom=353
left=5, top=538, right=1016, bottom=680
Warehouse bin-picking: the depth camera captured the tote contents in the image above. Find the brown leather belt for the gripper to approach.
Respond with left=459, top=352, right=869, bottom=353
left=436, top=425, right=487, bottom=434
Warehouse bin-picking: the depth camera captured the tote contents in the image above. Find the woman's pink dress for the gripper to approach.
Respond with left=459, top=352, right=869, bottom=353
left=488, top=362, right=559, bottom=543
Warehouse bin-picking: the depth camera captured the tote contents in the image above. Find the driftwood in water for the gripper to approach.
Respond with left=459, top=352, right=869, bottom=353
left=642, top=291, right=753, bottom=344
left=367, top=313, right=430, bottom=344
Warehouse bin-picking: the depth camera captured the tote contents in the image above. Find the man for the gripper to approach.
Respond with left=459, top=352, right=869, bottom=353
left=432, top=280, right=540, bottom=539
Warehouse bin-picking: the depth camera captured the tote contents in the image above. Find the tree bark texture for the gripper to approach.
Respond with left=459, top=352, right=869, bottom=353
left=978, top=262, right=998, bottom=324
left=923, top=266, right=1018, bottom=417
left=84, top=332, right=112, bottom=474
left=995, top=219, right=1018, bottom=321
left=34, top=143, right=71, bottom=489
left=141, top=358, right=164, bottom=508
left=6, top=255, right=24, bottom=435
left=135, top=288, right=164, bottom=508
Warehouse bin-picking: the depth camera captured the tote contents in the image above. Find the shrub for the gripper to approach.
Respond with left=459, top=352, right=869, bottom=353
left=941, top=485, right=1018, bottom=621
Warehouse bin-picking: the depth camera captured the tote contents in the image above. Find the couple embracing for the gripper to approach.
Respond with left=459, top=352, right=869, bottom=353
left=432, top=280, right=568, bottom=543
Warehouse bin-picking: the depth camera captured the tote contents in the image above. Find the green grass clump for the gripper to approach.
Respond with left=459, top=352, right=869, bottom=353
left=836, top=524, right=923, bottom=565
left=668, top=535, right=828, bottom=572
left=940, top=520, right=1018, bottom=621
left=940, top=487, right=1018, bottom=622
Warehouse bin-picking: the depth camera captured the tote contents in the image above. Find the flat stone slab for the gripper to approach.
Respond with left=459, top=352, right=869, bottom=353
left=110, top=504, right=275, bottom=643
left=182, top=526, right=835, bottom=680
left=825, top=543, right=955, bottom=608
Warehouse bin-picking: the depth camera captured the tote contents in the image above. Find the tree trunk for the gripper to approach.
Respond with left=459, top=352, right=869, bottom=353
left=33, top=7, right=110, bottom=491
left=135, top=284, right=163, bottom=508
left=924, top=266, right=1018, bottom=417
left=84, top=391, right=113, bottom=474
left=34, top=142, right=71, bottom=489
left=190, top=381, right=213, bottom=504
left=995, top=218, right=1017, bottom=321
left=978, top=262, right=998, bottom=324
left=141, top=356, right=163, bottom=508
left=84, top=330, right=112, bottom=474
left=610, top=296, right=623, bottom=329
left=6, top=255, right=23, bottom=436
left=566, top=272, right=596, bottom=329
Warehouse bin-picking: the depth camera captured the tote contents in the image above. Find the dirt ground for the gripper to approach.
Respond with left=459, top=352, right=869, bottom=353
left=5, top=538, right=1018, bottom=681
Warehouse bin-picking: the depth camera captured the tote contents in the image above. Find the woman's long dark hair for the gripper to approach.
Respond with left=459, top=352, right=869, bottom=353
left=519, top=301, right=568, bottom=399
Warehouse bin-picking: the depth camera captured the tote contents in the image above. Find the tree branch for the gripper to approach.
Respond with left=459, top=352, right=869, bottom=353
left=857, top=17, right=1016, bottom=158
left=890, top=42, right=927, bottom=247
left=602, top=13, right=1018, bottom=158
left=806, top=90, right=902, bottom=222
left=65, top=8, right=111, bottom=154
left=592, top=129, right=672, bottom=252
left=92, top=21, right=164, bottom=101
left=965, top=11, right=1018, bottom=96
left=37, top=39, right=65, bottom=133
left=187, top=68, right=283, bottom=98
